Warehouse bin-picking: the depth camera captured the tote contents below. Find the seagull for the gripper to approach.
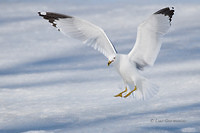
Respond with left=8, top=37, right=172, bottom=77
left=38, top=7, right=174, bottom=100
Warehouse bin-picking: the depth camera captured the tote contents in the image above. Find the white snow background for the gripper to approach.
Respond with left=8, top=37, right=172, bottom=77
left=0, top=0, right=200, bottom=133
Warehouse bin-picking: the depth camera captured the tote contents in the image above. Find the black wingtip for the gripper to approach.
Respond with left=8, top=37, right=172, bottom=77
left=38, top=12, right=73, bottom=28
left=38, top=11, right=42, bottom=16
left=154, top=7, right=175, bottom=22
left=38, top=11, right=47, bottom=17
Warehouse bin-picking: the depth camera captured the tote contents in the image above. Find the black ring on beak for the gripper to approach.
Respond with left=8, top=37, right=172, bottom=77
left=108, top=60, right=113, bottom=66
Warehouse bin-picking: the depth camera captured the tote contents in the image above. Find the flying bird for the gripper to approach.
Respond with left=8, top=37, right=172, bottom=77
left=38, top=7, right=174, bottom=100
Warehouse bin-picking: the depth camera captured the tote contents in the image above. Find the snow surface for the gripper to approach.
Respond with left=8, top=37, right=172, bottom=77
left=0, top=0, right=200, bottom=133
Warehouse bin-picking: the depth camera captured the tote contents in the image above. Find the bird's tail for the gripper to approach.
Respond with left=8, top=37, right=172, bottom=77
left=129, top=78, right=159, bottom=100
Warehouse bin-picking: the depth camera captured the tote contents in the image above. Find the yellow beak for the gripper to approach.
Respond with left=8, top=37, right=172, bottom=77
left=108, top=60, right=113, bottom=66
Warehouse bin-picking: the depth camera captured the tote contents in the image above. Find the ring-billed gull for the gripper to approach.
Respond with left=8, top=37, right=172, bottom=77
left=38, top=7, right=174, bottom=100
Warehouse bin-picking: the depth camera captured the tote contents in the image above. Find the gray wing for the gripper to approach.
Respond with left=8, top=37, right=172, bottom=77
left=38, top=12, right=117, bottom=60
left=128, top=7, right=175, bottom=70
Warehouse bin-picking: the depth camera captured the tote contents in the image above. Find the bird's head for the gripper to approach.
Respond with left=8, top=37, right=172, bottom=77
left=108, top=57, right=116, bottom=66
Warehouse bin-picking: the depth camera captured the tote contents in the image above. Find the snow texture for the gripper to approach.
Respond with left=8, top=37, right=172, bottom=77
left=0, top=0, right=200, bottom=133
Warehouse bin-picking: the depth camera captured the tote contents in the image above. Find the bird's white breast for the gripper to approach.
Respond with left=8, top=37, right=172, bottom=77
left=113, top=54, right=139, bottom=84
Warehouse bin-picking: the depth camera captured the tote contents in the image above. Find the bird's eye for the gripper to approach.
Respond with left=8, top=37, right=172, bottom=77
left=114, top=57, right=116, bottom=59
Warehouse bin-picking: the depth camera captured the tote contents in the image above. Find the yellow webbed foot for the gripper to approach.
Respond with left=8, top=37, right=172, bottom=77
left=114, top=87, right=127, bottom=97
left=114, top=93, right=123, bottom=97
left=124, top=86, right=137, bottom=98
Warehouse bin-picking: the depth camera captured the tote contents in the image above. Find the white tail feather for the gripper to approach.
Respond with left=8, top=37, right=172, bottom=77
left=129, top=78, right=159, bottom=100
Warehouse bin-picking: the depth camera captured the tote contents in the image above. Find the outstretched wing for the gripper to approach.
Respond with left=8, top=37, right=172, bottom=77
left=128, top=7, right=174, bottom=69
left=38, top=12, right=117, bottom=60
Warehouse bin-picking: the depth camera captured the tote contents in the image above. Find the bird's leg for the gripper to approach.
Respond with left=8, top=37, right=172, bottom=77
left=124, top=86, right=137, bottom=98
left=114, top=87, right=127, bottom=97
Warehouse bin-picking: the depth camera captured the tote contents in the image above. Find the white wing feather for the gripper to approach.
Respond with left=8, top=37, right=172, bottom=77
left=38, top=12, right=117, bottom=60
left=128, top=7, right=174, bottom=68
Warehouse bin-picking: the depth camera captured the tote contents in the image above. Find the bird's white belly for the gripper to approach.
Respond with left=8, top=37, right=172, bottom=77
left=114, top=54, right=138, bottom=85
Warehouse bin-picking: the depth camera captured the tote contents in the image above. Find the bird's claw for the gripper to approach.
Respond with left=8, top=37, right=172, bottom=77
left=123, top=86, right=137, bottom=98
left=114, top=86, right=137, bottom=98
left=114, top=93, right=123, bottom=97
left=114, top=87, right=127, bottom=97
